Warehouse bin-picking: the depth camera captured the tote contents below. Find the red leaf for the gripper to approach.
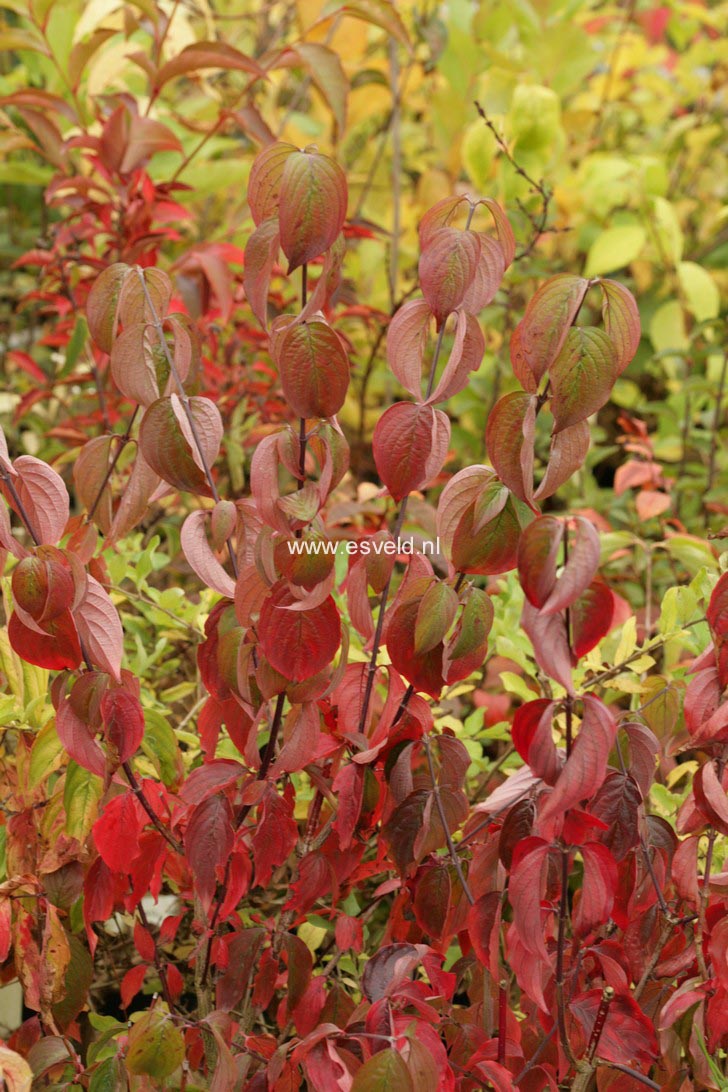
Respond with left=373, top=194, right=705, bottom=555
left=258, top=581, right=340, bottom=683
left=511, top=699, right=561, bottom=783
left=521, top=598, right=574, bottom=695
left=510, top=274, right=589, bottom=392
left=86, top=262, right=128, bottom=353
left=537, top=695, right=617, bottom=838
left=120, top=963, right=148, bottom=1009
left=275, top=320, right=350, bottom=419
left=373, top=401, right=450, bottom=501
left=101, top=688, right=144, bottom=764
left=56, top=683, right=106, bottom=776
left=467, top=891, right=501, bottom=979
left=93, top=792, right=145, bottom=872
left=185, top=794, right=234, bottom=914
left=509, top=836, right=552, bottom=962
left=517, top=516, right=563, bottom=608
left=133, top=921, right=155, bottom=962
left=572, top=842, right=617, bottom=936
left=419, top=227, right=481, bottom=325
left=570, top=579, right=616, bottom=658
left=693, top=760, right=728, bottom=836
left=541, top=516, right=600, bottom=615
left=599, top=278, right=641, bottom=374
left=570, top=989, right=657, bottom=1065
left=332, top=763, right=364, bottom=850
left=534, top=419, right=591, bottom=502
left=278, top=149, right=348, bottom=272
left=252, top=785, right=298, bottom=888
left=8, top=609, right=81, bottom=673
left=427, top=310, right=485, bottom=404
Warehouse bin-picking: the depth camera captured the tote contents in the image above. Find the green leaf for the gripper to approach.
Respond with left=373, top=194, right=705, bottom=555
left=64, top=761, right=103, bottom=841
left=88, top=1056, right=127, bottom=1092
left=584, top=224, right=646, bottom=277
left=549, top=327, right=618, bottom=432
left=678, top=261, right=720, bottom=322
left=126, top=1009, right=184, bottom=1080
left=141, top=709, right=183, bottom=788
left=29, top=719, right=64, bottom=787
left=351, top=1048, right=414, bottom=1091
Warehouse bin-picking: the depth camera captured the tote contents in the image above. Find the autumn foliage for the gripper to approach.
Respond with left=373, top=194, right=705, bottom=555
left=0, top=0, right=727, bottom=1089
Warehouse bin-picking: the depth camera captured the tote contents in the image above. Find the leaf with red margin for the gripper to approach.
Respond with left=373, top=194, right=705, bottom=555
left=570, top=990, right=657, bottom=1065
left=154, top=41, right=266, bottom=89
left=541, top=516, right=600, bottom=615
left=443, top=587, right=494, bottom=683
left=248, top=142, right=296, bottom=225
left=510, top=274, right=589, bottom=392
left=275, top=320, right=350, bottom=419
left=570, top=579, right=616, bottom=658
left=386, top=298, right=432, bottom=397
left=243, top=217, right=280, bottom=328
left=511, top=699, right=561, bottom=784
left=550, top=327, right=619, bottom=433
left=373, top=401, right=450, bottom=501
left=509, top=836, right=552, bottom=962
left=460, top=233, right=506, bottom=314
left=599, top=278, right=641, bottom=374
left=427, top=310, right=485, bottom=404
left=101, top=688, right=144, bottom=764
left=93, top=792, right=145, bottom=872
left=86, top=262, right=128, bottom=352
left=418, top=195, right=469, bottom=248
left=74, top=575, right=124, bottom=683
left=572, top=842, right=617, bottom=936
left=279, top=149, right=348, bottom=272
left=534, top=419, right=590, bottom=501
left=708, top=572, right=728, bottom=687
left=7, top=456, right=68, bottom=546
left=521, top=598, right=574, bottom=695
left=386, top=584, right=445, bottom=697
left=181, top=511, right=236, bottom=598
left=139, top=396, right=212, bottom=496
left=517, top=516, right=563, bottom=608
left=485, top=391, right=536, bottom=507
left=56, top=684, right=106, bottom=776
left=185, top=794, right=234, bottom=914
left=537, top=695, right=617, bottom=838
left=258, top=581, right=340, bottom=682
left=419, top=227, right=480, bottom=325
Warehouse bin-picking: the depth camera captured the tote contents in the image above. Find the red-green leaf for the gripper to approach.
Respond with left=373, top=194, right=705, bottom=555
left=485, top=391, right=536, bottom=507
left=373, top=401, right=450, bottom=501
left=278, top=149, right=348, bottom=272
left=510, top=274, right=588, bottom=392
left=599, top=278, right=641, bottom=374
left=549, top=327, right=618, bottom=433
left=275, top=320, right=350, bottom=419
left=155, top=41, right=266, bottom=88
left=419, top=227, right=480, bottom=326
left=248, top=142, right=296, bottom=225
left=351, top=1049, right=414, bottom=1091
left=243, top=217, right=280, bottom=328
